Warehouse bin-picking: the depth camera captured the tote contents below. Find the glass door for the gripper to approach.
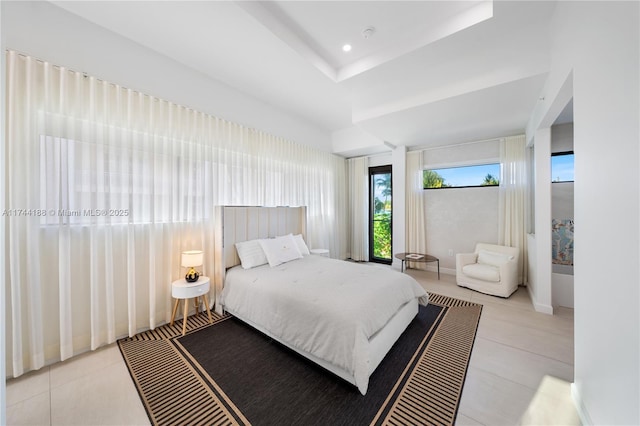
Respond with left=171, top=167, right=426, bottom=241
left=369, top=165, right=392, bottom=264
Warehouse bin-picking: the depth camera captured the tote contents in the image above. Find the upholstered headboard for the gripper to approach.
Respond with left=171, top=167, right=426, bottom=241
left=213, top=206, right=307, bottom=313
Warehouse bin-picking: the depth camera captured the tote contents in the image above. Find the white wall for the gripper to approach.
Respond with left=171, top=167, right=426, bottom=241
left=552, top=183, right=574, bottom=219
left=0, top=1, right=331, bottom=152
left=527, top=2, right=639, bottom=424
left=422, top=139, right=501, bottom=272
left=332, top=126, right=387, bottom=157
left=552, top=122, right=574, bottom=153
left=425, top=187, right=499, bottom=272
left=368, top=153, right=393, bottom=168
left=0, top=0, right=6, bottom=420
left=530, top=127, right=554, bottom=314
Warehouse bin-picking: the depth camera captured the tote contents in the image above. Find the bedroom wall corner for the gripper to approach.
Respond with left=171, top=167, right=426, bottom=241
left=532, top=127, right=553, bottom=314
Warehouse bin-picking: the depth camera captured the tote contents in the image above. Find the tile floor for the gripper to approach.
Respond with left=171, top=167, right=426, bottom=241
left=6, top=269, right=579, bottom=425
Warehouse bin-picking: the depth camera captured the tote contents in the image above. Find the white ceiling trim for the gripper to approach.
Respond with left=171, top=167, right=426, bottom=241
left=355, top=73, right=548, bottom=149
left=240, top=0, right=494, bottom=83
left=336, top=1, right=493, bottom=82
left=352, top=69, right=546, bottom=124
left=235, top=1, right=337, bottom=81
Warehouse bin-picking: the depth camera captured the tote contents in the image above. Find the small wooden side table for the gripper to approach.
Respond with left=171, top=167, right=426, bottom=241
left=171, top=276, right=213, bottom=336
left=394, top=253, right=440, bottom=279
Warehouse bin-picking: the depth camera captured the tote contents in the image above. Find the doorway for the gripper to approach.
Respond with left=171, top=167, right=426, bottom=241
left=369, top=165, right=392, bottom=264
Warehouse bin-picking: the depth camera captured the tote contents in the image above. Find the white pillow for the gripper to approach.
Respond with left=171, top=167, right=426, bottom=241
left=477, top=249, right=514, bottom=267
left=292, top=234, right=311, bottom=256
left=259, top=234, right=303, bottom=267
left=235, top=239, right=268, bottom=269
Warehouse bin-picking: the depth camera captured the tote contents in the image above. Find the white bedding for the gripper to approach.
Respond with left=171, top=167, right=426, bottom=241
left=220, top=255, right=429, bottom=394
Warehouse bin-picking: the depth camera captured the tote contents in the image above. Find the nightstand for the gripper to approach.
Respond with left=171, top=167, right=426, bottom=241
left=170, top=276, right=213, bottom=336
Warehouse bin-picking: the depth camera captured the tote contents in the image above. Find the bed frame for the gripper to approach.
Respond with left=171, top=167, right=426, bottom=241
left=212, top=205, right=418, bottom=391
left=213, top=205, right=307, bottom=314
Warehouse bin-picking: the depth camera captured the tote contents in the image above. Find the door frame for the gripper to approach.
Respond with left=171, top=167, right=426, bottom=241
left=368, top=165, right=392, bottom=264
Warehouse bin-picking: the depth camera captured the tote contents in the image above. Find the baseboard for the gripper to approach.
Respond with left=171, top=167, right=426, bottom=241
left=571, top=383, right=593, bottom=426
left=526, top=285, right=554, bottom=314
left=439, top=266, right=455, bottom=276
left=413, top=264, right=455, bottom=276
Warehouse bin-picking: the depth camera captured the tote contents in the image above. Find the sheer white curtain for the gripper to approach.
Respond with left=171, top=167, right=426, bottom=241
left=5, top=51, right=346, bottom=377
left=347, top=157, right=368, bottom=261
left=498, top=134, right=528, bottom=284
left=406, top=151, right=427, bottom=268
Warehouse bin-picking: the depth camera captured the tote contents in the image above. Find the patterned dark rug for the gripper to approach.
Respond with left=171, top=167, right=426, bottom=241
left=118, top=294, right=482, bottom=426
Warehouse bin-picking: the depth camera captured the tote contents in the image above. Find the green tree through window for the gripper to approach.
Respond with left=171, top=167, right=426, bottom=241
left=423, top=164, right=500, bottom=189
left=423, top=170, right=450, bottom=188
left=371, top=169, right=392, bottom=261
left=482, top=174, right=499, bottom=186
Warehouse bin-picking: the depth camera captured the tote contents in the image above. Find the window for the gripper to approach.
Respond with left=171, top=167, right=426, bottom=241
left=423, top=163, right=500, bottom=189
left=551, top=152, right=574, bottom=182
left=39, top=135, right=208, bottom=225
left=369, top=165, right=392, bottom=264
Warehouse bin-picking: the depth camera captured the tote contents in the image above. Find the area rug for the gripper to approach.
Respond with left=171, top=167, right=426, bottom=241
left=118, top=294, right=481, bottom=426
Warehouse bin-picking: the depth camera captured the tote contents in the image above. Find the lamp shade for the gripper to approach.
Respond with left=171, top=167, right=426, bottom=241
left=181, top=250, right=203, bottom=268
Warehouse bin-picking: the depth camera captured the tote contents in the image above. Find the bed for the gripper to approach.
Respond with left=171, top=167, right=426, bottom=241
left=213, top=206, right=429, bottom=395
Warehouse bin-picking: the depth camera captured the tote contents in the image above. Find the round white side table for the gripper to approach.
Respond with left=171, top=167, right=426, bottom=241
left=310, top=248, right=330, bottom=257
left=170, top=276, right=213, bottom=336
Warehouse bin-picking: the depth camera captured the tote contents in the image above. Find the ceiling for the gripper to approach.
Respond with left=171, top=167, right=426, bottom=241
left=51, top=1, right=557, bottom=157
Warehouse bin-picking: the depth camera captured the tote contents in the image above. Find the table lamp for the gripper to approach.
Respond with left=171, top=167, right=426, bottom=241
left=181, top=250, right=203, bottom=282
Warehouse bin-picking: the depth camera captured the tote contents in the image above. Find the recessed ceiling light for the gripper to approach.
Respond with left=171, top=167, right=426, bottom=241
left=342, top=44, right=352, bottom=52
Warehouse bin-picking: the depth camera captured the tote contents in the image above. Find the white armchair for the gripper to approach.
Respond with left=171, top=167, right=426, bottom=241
left=456, top=243, right=520, bottom=298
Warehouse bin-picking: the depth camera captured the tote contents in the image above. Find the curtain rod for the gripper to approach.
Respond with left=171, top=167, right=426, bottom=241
left=408, top=136, right=506, bottom=153
left=6, top=49, right=340, bottom=158
left=9, top=49, right=99, bottom=80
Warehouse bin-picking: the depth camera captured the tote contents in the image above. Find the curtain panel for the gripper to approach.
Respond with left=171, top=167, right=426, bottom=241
left=498, top=134, right=528, bottom=284
left=347, top=157, right=368, bottom=261
left=405, top=151, right=427, bottom=269
left=5, top=50, right=347, bottom=377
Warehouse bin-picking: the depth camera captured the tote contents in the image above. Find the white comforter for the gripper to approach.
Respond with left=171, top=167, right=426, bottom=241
left=220, top=255, right=429, bottom=394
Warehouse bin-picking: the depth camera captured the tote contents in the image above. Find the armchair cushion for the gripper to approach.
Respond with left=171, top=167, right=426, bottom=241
left=477, top=250, right=514, bottom=267
left=456, top=243, right=520, bottom=298
left=462, top=263, right=500, bottom=282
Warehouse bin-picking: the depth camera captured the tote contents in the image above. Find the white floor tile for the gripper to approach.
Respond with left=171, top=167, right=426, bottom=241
left=6, top=367, right=50, bottom=406
left=476, top=316, right=574, bottom=365
left=469, top=337, right=574, bottom=389
left=50, top=361, right=149, bottom=425
left=458, top=367, right=537, bottom=426
left=455, top=413, right=485, bottom=425
left=519, top=376, right=581, bottom=425
left=480, top=300, right=574, bottom=338
left=49, top=343, right=123, bottom=389
left=470, top=287, right=536, bottom=312
left=6, top=391, right=51, bottom=426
